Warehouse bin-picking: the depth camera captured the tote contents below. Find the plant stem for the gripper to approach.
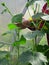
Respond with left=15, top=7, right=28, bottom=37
left=5, top=5, right=13, bottom=16
left=16, top=28, right=20, bottom=65
left=32, top=39, right=36, bottom=52
left=17, top=45, right=19, bottom=60
left=44, top=48, right=49, bottom=54
left=32, top=35, right=37, bottom=52
left=47, top=33, right=49, bottom=46
left=34, top=35, right=37, bottom=51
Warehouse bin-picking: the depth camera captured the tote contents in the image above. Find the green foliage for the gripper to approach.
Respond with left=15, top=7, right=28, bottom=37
left=0, top=51, right=10, bottom=65
left=1, top=2, right=13, bottom=16
left=26, top=0, right=37, bottom=8
left=1, top=9, right=7, bottom=14
left=0, top=58, right=9, bottom=65
left=46, top=0, right=49, bottom=6
left=24, top=30, right=44, bottom=40
left=0, top=51, right=8, bottom=59
left=45, top=22, right=49, bottom=29
left=8, top=23, right=17, bottom=30
left=19, top=51, right=47, bottom=65
left=0, top=44, right=4, bottom=48
left=2, top=32, right=8, bottom=36
left=2, top=31, right=11, bottom=36
left=42, top=22, right=49, bottom=34
left=37, top=45, right=49, bottom=53
left=13, top=35, right=26, bottom=46
left=19, top=35, right=26, bottom=44
left=37, top=45, right=49, bottom=62
left=39, top=35, right=47, bottom=45
left=1, top=2, right=5, bottom=6
left=11, top=13, right=23, bottom=23
left=26, top=2, right=30, bottom=8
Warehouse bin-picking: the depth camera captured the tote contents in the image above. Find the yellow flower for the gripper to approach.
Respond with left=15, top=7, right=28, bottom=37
left=28, top=17, right=33, bottom=21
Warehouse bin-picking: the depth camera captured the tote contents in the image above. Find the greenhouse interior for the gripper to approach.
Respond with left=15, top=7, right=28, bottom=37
left=0, top=0, right=49, bottom=65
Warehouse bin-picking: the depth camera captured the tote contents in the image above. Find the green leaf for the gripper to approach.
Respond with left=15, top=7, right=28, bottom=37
left=0, top=54, right=9, bottom=65
left=47, top=0, right=49, bottom=6
left=1, top=2, right=5, bottom=6
left=37, top=45, right=49, bottom=59
left=19, top=35, right=26, bottom=44
left=39, top=35, right=47, bottom=45
left=2, top=31, right=11, bottom=36
left=24, top=30, right=44, bottom=40
left=12, top=41, right=18, bottom=46
left=11, top=13, right=23, bottom=23
left=12, top=35, right=26, bottom=46
left=26, top=0, right=37, bottom=8
left=0, top=51, right=8, bottom=59
left=42, top=22, right=49, bottom=34
left=19, top=51, right=33, bottom=64
left=0, top=44, right=4, bottom=48
left=8, top=23, right=17, bottom=30
left=2, top=32, right=8, bottom=36
left=26, top=2, right=30, bottom=8
left=45, top=22, right=49, bottom=29
left=19, top=51, right=47, bottom=65
left=1, top=9, right=7, bottom=14
left=37, top=45, right=44, bottom=52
